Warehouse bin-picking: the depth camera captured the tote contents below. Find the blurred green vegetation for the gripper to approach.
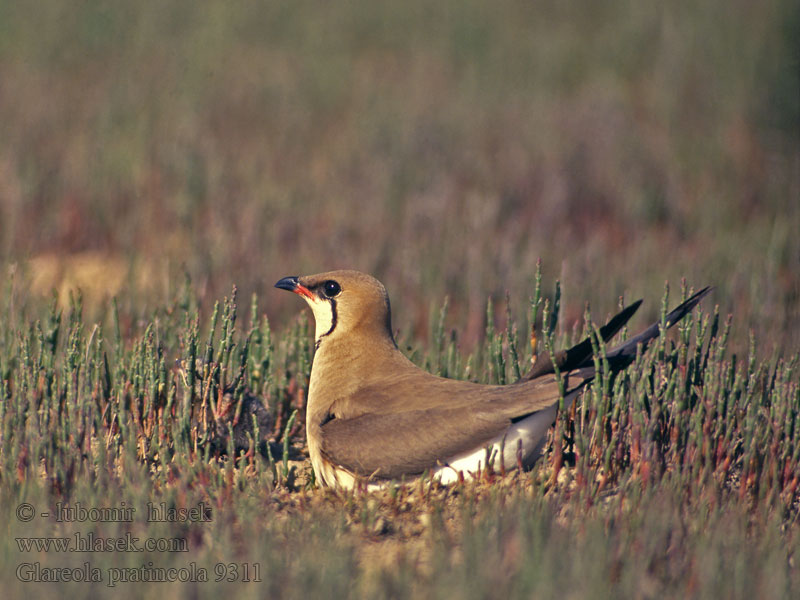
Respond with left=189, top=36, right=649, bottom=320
left=0, top=270, right=797, bottom=599
left=0, top=0, right=797, bottom=354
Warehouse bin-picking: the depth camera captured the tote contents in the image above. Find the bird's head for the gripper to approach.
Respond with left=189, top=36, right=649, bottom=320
left=275, top=270, right=395, bottom=348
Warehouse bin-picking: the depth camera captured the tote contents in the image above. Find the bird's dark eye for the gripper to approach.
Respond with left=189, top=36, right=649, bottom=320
left=322, top=280, right=341, bottom=298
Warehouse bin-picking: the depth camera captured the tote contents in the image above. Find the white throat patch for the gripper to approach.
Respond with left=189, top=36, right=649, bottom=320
left=303, top=297, right=335, bottom=342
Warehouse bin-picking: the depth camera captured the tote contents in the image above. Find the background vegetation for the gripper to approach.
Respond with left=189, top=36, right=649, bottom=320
left=0, top=0, right=798, bottom=597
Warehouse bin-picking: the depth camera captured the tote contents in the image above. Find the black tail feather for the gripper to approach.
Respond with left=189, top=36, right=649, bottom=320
left=596, top=286, right=713, bottom=364
left=518, top=286, right=712, bottom=382
left=521, top=299, right=642, bottom=381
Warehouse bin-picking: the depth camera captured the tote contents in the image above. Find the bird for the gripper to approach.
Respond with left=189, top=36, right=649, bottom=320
left=275, top=270, right=711, bottom=489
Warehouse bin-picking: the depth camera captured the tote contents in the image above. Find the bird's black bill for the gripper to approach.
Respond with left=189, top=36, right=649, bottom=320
left=275, top=276, right=300, bottom=292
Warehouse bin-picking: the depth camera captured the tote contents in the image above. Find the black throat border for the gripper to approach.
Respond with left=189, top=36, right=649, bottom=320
left=314, top=297, right=337, bottom=351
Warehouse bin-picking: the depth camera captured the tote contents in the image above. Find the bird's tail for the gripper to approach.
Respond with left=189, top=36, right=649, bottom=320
left=519, top=286, right=713, bottom=382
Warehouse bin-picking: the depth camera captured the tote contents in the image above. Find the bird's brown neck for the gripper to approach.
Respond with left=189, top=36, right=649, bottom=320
left=307, top=331, right=405, bottom=424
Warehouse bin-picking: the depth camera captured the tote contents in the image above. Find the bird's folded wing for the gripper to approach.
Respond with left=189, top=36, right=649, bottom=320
left=319, top=376, right=567, bottom=480
left=319, top=407, right=505, bottom=480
